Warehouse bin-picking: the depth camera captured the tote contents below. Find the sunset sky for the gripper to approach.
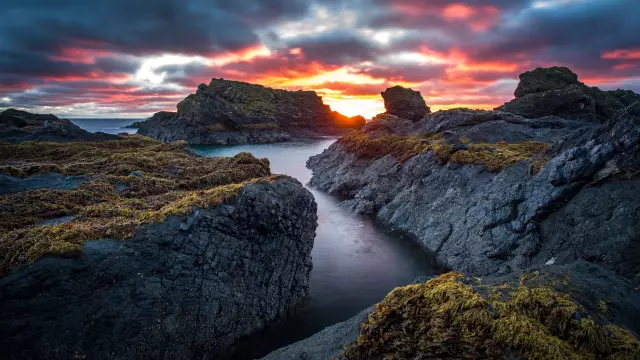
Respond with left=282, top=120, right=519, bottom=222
left=1, top=0, right=639, bottom=119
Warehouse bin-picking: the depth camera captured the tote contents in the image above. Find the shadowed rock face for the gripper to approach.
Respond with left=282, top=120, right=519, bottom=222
left=381, top=85, right=430, bottom=121
left=0, top=177, right=317, bottom=360
left=134, top=78, right=364, bottom=145
left=0, top=109, right=119, bottom=143
left=514, top=66, right=579, bottom=97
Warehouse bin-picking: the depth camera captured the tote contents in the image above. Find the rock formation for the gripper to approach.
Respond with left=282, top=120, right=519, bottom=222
left=0, top=108, right=120, bottom=142
left=381, top=85, right=430, bottom=121
left=0, top=136, right=318, bottom=359
left=498, top=66, right=640, bottom=120
left=134, top=78, right=365, bottom=145
left=295, top=66, right=640, bottom=358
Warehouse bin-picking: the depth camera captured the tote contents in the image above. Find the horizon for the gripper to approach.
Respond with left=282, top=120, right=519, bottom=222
left=1, top=0, right=639, bottom=119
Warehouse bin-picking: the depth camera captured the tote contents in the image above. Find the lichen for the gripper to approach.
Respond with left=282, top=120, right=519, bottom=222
left=338, top=130, right=550, bottom=172
left=0, top=136, right=276, bottom=276
left=343, top=273, right=640, bottom=360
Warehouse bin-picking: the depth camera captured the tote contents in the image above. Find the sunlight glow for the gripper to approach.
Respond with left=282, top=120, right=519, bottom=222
left=322, top=95, right=384, bottom=119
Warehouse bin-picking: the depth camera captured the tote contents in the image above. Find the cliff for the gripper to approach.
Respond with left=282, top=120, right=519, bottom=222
left=290, top=66, right=640, bottom=358
left=134, top=78, right=366, bottom=145
left=0, top=136, right=318, bottom=359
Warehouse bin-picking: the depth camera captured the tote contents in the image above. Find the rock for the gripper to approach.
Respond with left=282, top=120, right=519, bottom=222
left=134, top=79, right=364, bottom=145
left=307, top=67, right=640, bottom=285
left=498, top=67, right=633, bottom=121
left=0, top=108, right=120, bottom=143
left=0, top=177, right=318, bottom=360
left=381, top=85, right=430, bottom=121
left=272, top=262, right=640, bottom=359
left=259, top=306, right=375, bottom=360
left=0, top=138, right=319, bottom=359
left=514, top=66, right=579, bottom=98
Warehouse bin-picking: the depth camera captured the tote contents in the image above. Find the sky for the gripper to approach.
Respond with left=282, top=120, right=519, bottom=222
left=0, top=0, right=639, bottom=119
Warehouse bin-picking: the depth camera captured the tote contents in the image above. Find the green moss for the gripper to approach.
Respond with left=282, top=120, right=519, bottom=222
left=598, top=300, right=609, bottom=315
left=339, top=130, right=550, bottom=172
left=0, top=136, right=276, bottom=276
left=343, top=273, right=640, bottom=360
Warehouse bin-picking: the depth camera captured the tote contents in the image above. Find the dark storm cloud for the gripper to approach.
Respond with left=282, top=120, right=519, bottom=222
left=285, top=32, right=382, bottom=66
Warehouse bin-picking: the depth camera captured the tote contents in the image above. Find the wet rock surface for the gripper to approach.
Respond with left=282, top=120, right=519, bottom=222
left=0, top=177, right=318, bottom=360
left=0, top=108, right=119, bottom=143
left=134, top=78, right=363, bottom=145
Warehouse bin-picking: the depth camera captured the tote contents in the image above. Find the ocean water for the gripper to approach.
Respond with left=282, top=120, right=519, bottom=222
left=192, top=140, right=441, bottom=359
left=69, top=118, right=141, bottom=134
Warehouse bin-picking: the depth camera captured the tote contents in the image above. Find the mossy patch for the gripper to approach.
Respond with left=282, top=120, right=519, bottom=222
left=0, top=136, right=275, bottom=276
left=343, top=272, right=640, bottom=360
left=339, top=130, right=550, bottom=172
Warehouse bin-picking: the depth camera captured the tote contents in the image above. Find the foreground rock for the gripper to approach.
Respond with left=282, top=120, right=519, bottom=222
left=381, top=85, right=430, bottom=121
left=289, top=66, right=640, bottom=357
left=0, top=138, right=317, bottom=359
left=263, top=262, right=640, bottom=359
left=0, top=108, right=119, bottom=142
left=133, top=78, right=365, bottom=145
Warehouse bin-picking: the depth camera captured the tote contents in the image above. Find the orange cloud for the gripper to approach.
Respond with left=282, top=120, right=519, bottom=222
left=443, top=3, right=475, bottom=20
left=602, top=48, right=640, bottom=60
left=50, top=47, right=113, bottom=64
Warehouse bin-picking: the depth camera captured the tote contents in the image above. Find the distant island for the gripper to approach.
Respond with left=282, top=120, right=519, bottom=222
left=129, top=78, right=366, bottom=145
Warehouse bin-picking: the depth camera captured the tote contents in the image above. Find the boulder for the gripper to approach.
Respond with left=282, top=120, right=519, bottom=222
left=514, top=66, right=579, bottom=97
left=381, top=86, right=430, bottom=121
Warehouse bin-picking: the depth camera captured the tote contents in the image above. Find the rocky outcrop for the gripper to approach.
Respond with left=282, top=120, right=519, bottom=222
left=381, top=85, right=430, bottom=121
left=134, top=79, right=365, bottom=145
left=498, top=66, right=640, bottom=121
left=307, top=67, right=640, bottom=283
left=263, top=262, right=640, bottom=359
left=0, top=139, right=318, bottom=359
left=0, top=108, right=119, bottom=142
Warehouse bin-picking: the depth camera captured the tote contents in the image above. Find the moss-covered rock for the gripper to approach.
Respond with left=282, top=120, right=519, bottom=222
left=0, top=136, right=275, bottom=276
left=338, top=130, right=549, bottom=172
left=344, top=272, right=640, bottom=360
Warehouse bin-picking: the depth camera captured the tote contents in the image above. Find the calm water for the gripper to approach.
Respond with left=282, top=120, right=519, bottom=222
left=69, top=118, right=141, bottom=134
left=72, top=119, right=440, bottom=359
left=192, top=140, right=441, bottom=359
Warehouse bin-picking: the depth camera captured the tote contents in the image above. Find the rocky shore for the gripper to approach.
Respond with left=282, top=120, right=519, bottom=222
left=265, top=66, right=640, bottom=359
left=0, top=130, right=318, bottom=359
left=132, top=78, right=366, bottom=145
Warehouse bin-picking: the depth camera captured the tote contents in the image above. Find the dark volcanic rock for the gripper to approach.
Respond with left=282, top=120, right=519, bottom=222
left=381, top=86, right=430, bottom=121
left=135, top=79, right=364, bottom=145
left=514, top=66, right=579, bottom=98
left=499, top=67, right=635, bottom=121
left=0, top=177, right=317, bottom=360
left=307, top=68, right=640, bottom=285
left=0, top=108, right=119, bottom=143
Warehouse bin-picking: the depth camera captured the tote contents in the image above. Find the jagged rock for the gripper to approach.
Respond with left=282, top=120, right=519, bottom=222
left=0, top=109, right=119, bottom=143
left=0, top=139, right=319, bottom=360
left=381, top=86, right=430, bottom=121
left=0, top=177, right=317, bottom=360
left=307, top=68, right=640, bottom=286
left=514, top=66, right=579, bottom=98
left=135, top=79, right=364, bottom=145
left=498, top=67, right=634, bottom=121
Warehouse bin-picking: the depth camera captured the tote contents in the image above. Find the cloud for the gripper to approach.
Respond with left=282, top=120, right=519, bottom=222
left=1, top=0, right=639, bottom=117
